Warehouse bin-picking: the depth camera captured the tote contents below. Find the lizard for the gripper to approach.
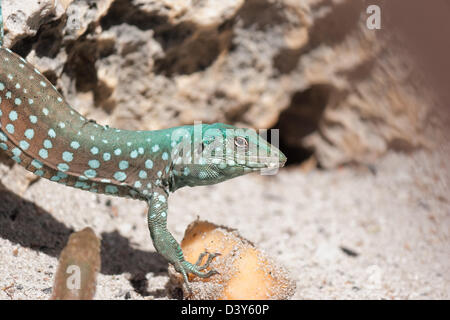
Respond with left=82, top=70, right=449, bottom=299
left=0, top=1, right=286, bottom=293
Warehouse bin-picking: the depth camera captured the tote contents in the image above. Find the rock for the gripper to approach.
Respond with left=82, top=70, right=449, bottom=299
left=170, top=220, right=296, bottom=300
left=1, top=0, right=431, bottom=169
left=51, top=227, right=101, bottom=300
left=2, top=0, right=65, bottom=45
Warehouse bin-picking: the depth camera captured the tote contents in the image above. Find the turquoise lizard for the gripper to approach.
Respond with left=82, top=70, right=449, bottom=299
left=0, top=1, right=286, bottom=292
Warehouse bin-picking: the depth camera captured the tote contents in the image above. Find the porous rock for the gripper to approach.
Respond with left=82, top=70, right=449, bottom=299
left=1, top=0, right=430, bottom=169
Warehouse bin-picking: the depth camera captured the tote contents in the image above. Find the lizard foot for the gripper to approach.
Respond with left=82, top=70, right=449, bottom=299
left=175, top=251, right=221, bottom=294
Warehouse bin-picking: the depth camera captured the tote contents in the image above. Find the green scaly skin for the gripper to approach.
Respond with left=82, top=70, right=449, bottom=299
left=0, top=1, right=286, bottom=292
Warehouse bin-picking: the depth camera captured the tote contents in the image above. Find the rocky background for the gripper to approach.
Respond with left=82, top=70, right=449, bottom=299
left=1, top=0, right=449, bottom=299
left=1, top=0, right=432, bottom=168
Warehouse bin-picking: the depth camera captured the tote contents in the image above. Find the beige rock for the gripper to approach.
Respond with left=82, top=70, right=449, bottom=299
left=1, top=0, right=431, bottom=170
left=170, top=220, right=296, bottom=300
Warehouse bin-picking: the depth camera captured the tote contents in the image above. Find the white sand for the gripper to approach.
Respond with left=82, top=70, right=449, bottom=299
left=0, top=141, right=449, bottom=299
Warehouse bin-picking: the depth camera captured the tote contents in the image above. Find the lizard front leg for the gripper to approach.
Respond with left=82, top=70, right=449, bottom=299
left=146, top=188, right=219, bottom=292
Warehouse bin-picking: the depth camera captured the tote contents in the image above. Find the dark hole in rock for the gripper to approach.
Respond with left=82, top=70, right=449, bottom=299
left=100, top=0, right=168, bottom=31
left=307, top=0, right=365, bottom=48
left=11, top=16, right=64, bottom=59
left=43, top=70, right=57, bottom=86
left=271, top=84, right=331, bottom=166
left=153, top=30, right=221, bottom=76
left=34, top=19, right=64, bottom=59
left=237, top=0, right=286, bottom=30
left=10, top=36, right=33, bottom=58
left=273, top=48, right=302, bottom=74
left=153, top=23, right=232, bottom=77
left=64, top=41, right=98, bottom=93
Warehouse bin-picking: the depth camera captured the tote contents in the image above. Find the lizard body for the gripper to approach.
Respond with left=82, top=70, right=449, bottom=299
left=0, top=1, right=286, bottom=291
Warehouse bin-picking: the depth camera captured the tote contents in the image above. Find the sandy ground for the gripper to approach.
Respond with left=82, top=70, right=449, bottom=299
left=0, top=139, right=449, bottom=299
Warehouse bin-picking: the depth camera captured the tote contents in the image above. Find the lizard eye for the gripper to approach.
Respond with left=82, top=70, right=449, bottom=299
left=234, top=136, right=248, bottom=148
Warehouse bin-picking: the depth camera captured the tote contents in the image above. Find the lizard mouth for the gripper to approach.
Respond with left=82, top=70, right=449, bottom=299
left=242, top=153, right=287, bottom=170
left=206, top=151, right=287, bottom=171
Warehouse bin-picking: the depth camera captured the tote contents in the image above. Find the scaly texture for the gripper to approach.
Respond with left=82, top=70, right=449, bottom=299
left=0, top=0, right=286, bottom=292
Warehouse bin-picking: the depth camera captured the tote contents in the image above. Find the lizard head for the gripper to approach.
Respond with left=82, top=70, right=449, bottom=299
left=168, top=123, right=286, bottom=190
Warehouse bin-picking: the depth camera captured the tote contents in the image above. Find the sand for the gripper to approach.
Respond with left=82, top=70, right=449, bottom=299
left=0, top=141, right=449, bottom=299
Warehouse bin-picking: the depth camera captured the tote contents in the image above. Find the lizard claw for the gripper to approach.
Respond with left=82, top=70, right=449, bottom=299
left=194, top=251, right=221, bottom=270
left=175, top=251, right=221, bottom=294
